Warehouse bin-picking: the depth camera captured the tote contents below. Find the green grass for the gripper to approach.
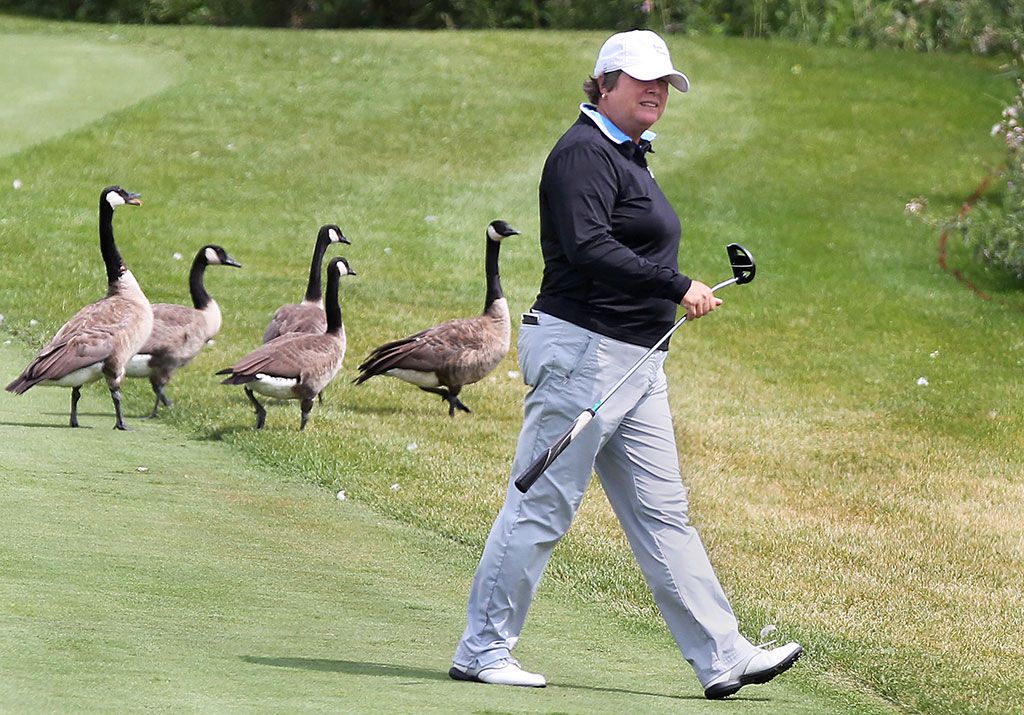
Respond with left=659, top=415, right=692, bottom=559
left=0, top=15, right=1021, bottom=714
left=0, top=32, right=182, bottom=158
left=0, top=346, right=876, bottom=715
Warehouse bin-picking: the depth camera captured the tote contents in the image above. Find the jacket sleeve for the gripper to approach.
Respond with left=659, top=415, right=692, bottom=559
left=543, top=142, right=692, bottom=302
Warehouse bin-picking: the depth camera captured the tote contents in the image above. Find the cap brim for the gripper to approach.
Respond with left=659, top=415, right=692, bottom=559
left=621, top=65, right=690, bottom=92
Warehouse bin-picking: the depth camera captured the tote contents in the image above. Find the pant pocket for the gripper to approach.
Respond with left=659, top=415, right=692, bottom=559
left=520, top=321, right=595, bottom=388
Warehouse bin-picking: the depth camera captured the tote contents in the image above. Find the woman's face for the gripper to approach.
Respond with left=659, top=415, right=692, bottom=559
left=599, top=73, right=669, bottom=142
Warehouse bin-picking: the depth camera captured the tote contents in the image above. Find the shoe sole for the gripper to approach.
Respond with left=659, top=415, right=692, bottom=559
left=448, top=666, right=546, bottom=688
left=703, top=646, right=804, bottom=700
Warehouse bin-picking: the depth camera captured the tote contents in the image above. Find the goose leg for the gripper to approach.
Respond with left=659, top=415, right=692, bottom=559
left=299, top=397, right=315, bottom=431
left=111, top=388, right=128, bottom=431
left=421, top=386, right=471, bottom=417
left=244, top=387, right=267, bottom=429
left=317, top=392, right=323, bottom=405
left=147, top=377, right=171, bottom=418
left=70, top=386, right=82, bottom=428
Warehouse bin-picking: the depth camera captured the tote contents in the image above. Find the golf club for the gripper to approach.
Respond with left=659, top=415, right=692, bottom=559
left=513, top=242, right=756, bottom=494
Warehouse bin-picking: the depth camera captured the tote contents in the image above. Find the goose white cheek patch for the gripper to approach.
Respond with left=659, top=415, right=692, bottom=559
left=329, top=228, right=341, bottom=243
left=205, top=247, right=219, bottom=264
left=106, top=191, right=126, bottom=208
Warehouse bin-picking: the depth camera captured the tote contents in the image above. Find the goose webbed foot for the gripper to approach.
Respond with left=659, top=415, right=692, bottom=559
left=245, top=387, right=267, bottom=429
left=449, top=396, right=471, bottom=417
left=70, top=386, right=81, bottom=428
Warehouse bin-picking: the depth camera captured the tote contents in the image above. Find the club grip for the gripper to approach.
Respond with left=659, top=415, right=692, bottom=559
left=514, top=410, right=594, bottom=493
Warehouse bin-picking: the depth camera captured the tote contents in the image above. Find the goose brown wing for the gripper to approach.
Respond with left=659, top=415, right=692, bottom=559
left=142, top=304, right=204, bottom=354
left=225, top=334, right=321, bottom=379
left=264, top=303, right=326, bottom=342
left=359, top=319, right=482, bottom=376
left=15, top=299, right=142, bottom=383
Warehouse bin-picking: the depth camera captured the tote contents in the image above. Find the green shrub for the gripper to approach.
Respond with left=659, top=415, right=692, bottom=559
left=959, top=55, right=1024, bottom=280
left=2, top=0, right=1023, bottom=46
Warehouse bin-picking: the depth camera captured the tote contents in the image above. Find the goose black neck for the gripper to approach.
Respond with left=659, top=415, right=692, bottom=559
left=484, top=237, right=503, bottom=311
left=99, top=200, right=126, bottom=285
left=325, top=268, right=343, bottom=335
left=304, top=236, right=329, bottom=303
left=188, top=254, right=212, bottom=310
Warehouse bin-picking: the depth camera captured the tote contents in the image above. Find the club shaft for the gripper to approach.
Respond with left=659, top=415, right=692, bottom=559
left=514, top=276, right=739, bottom=494
left=593, top=276, right=738, bottom=413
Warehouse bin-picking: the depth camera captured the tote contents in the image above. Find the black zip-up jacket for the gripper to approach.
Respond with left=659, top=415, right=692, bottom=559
left=532, top=112, right=692, bottom=349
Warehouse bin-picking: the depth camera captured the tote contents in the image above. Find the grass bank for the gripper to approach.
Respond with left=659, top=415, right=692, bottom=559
left=1, top=16, right=1020, bottom=713
left=0, top=344, right=874, bottom=715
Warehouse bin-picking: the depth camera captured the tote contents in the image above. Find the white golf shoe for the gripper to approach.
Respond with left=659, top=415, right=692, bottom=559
left=703, top=641, right=803, bottom=699
left=448, top=658, right=547, bottom=687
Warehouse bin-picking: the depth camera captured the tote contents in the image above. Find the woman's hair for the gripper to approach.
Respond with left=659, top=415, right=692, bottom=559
left=583, top=70, right=622, bottom=104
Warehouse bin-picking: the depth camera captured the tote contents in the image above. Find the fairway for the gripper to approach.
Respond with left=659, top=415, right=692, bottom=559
left=0, top=356, right=874, bottom=714
left=1, top=15, right=1021, bottom=714
left=0, top=33, right=181, bottom=158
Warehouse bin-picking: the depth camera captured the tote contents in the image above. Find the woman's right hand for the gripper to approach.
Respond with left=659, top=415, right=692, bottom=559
left=681, top=281, right=722, bottom=320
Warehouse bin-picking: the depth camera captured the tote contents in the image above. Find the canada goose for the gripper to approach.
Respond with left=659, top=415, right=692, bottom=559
left=353, top=220, right=520, bottom=417
left=262, top=224, right=350, bottom=342
left=125, top=245, right=241, bottom=417
left=5, top=186, right=152, bottom=430
left=218, top=256, right=355, bottom=430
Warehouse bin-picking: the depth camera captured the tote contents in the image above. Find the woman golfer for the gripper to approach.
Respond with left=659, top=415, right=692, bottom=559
left=449, top=29, right=803, bottom=699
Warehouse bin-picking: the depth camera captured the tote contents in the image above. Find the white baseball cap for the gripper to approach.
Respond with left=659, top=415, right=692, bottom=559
left=594, top=30, right=689, bottom=92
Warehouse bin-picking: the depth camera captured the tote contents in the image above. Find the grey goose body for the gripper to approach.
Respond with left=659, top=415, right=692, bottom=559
left=354, top=220, right=519, bottom=417
left=126, top=245, right=241, bottom=417
left=5, top=186, right=151, bottom=430
left=219, top=256, right=355, bottom=430
left=262, top=224, right=349, bottom=343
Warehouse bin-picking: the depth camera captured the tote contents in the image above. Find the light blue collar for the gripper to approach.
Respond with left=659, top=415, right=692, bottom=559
left=580, top=103, right=656, bottom=144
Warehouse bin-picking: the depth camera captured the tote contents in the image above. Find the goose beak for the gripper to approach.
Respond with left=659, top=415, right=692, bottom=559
left=223, top=254, right=242, bottom=268
left=126, top=193, right=142, bottom=206
left=340, top=236, right=352, bottom=245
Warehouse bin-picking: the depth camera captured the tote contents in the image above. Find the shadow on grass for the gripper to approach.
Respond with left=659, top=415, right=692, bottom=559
left=338, top=403, right=404, bottom=417
left=0, top=420, right=84, bottom=429
left=240, top=656, right=723, bottom=702
left=196, top=425, right=253, bottom=441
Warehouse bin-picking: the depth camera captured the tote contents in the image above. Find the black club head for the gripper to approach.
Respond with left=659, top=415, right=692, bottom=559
left=726, top=243, right=756, bottom=285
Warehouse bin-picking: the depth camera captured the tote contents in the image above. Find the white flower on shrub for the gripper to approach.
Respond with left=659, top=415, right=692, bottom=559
left=904, top=197, right=927, bottom=215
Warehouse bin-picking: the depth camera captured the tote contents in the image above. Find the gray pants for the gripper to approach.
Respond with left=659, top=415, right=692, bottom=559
left=453, top=312, right=757, bottom=685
